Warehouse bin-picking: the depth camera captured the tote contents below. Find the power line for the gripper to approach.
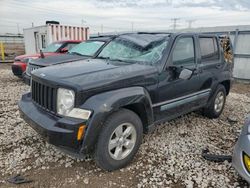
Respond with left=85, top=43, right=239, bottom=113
left=3, top=1, right=248, bottom=23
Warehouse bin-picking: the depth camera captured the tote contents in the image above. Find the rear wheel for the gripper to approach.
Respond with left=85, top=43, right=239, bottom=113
left=203, top=84, right=226, bottom=119
left=94, top=109, right=143, bottom=171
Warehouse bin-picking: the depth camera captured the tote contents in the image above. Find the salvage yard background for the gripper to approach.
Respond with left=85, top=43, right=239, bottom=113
left=0, top=63, right=250, bottom=187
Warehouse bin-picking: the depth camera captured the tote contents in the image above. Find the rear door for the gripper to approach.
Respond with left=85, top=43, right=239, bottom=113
left=197, top=36, right=223, bottom=94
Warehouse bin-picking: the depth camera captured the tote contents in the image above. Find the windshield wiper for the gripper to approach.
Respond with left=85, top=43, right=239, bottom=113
left=69, top=52, right=84, bottom=56
left=112, top=58, right=136, bottom=64
left=98, top=56, right=135, bottom=64
left=97, top=56, right=110, bottom=60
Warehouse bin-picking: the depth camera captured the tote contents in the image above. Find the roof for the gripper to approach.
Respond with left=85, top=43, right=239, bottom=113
left=54, top=40, right=82, bottom=43
left=23, top=24, right=89, bottom=30
left=115, top=32, right=170, bottom=48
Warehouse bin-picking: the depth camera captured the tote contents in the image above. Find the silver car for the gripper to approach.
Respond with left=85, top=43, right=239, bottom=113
left=233, top=116, right=250, bottom=183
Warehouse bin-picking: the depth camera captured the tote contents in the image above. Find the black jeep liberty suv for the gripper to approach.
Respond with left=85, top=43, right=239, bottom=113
left=19, top=33, right=233, bottom=171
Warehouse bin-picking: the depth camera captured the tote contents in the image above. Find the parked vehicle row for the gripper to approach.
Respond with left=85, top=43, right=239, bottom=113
left=18, top=32, right=235, bottom=171
left=23, top=36, right=113, bottom=85
left=11, top=40, right=81, bottom=77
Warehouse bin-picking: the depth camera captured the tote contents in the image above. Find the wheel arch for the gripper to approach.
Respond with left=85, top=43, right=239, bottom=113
left=122, top=103, right=151, bottom=133
left=79, top=86, right=154, bottom=154
left=220, top=80, right=231, bottom=95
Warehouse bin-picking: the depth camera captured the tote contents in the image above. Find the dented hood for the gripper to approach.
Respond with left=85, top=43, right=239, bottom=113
left=32, top=58, right=157, bottom=91
left=30, top=54, right=88, bottom=66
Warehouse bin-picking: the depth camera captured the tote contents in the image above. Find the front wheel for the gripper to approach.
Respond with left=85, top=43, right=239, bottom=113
left=94, top=109, right=143, bottom=171
left=203, top=84, right=226, bottom=119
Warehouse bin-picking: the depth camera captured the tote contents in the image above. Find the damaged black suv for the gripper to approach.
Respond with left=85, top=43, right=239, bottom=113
left=19, top=32, right=233, bottom=171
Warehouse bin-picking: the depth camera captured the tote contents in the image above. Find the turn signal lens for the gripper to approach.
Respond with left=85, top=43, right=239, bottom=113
left=77, top=125, right=86, bottom=141
left=243, top=152, right=250, bottom=173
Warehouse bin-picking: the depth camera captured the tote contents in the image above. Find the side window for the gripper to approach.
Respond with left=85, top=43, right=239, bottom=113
left=64, top=43, right=78, bottom=50
left=172, top=37, right=195, bottom=67
left=199, top=37, right=219, bottom=62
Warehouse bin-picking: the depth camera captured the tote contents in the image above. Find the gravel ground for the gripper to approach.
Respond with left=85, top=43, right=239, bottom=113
left=1, top=63, right=250, bottom=187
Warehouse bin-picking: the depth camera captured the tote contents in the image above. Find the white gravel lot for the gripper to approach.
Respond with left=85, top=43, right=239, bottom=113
left=0, top=64, right=250, bottom=187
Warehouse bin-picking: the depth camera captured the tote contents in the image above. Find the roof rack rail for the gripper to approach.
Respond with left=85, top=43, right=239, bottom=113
left=137, top=32, right=172, bottom=35
left=90, top=34, right=116, bottom=38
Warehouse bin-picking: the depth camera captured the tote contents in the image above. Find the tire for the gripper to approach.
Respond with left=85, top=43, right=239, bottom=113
left=203, top=84, right=226, bottom=119
left=94, top=109, right=143, bottom=171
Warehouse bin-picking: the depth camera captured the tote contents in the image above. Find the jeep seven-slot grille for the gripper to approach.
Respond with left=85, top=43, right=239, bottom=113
left=31, top=80, right=57, bottom=113
left=27, top=64, right=43, bottom=76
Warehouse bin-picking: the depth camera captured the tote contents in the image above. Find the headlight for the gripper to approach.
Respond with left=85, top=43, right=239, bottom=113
left=22, top=58, right=30, bottom=63
left=26, top=63, right=29, bottom=72
left=243, top=152, right=250, bottom=174
left=57, top=88, right=75, bottom=115
left=23, top=57, right=38, bottom=63
left=57, top=88, right=91, bottom=120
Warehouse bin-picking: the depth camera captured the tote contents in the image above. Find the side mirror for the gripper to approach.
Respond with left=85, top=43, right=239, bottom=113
left=179, top=68, right=193, bottom=80
left=60, top=47, right=68, bottom=53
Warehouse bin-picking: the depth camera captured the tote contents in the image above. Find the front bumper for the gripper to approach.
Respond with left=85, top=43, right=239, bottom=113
left=19, top=93, right=87, bottom=154
left=12, top=64, right=24, bottom=77
left=232, top=134, right=250, bottom=183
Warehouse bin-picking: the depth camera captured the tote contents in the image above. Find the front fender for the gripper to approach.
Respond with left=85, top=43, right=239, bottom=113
left=80, top=86, right=153, bottom=154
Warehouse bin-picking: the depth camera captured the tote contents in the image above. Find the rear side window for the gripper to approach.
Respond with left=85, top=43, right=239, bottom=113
left=64, top=43, right=78, bottom=51
left=199, top=37, right=219, bottom=62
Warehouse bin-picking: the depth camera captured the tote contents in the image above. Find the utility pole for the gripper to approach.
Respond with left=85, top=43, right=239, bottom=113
left=16, top=23, right=20, bottom=34
left=186, top=20, right=196, bottom=29
left=166, top=0, right=172, bottom=5
left=171, top=18, right=180, bottom=31
left=101, top=24, right=103, bottom=34
left=81, top=19, right=86, bottom=27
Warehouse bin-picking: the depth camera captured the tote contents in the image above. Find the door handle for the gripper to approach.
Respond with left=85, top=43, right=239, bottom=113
left=193, top=68, right=202, bottom=74
left=216, top=64, right=222, bottom=69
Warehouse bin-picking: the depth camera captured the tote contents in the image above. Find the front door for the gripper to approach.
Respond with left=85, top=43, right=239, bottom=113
left=154, top=35, right=207, bottom=122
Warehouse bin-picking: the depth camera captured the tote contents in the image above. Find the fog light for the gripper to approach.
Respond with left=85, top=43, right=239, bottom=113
left=243, top=152, right=250, bottom=173
left=77, top=125, right=86, bottom=141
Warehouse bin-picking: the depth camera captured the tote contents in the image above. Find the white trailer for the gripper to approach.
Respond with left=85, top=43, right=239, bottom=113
left=23, top=23, right=89, bottom=54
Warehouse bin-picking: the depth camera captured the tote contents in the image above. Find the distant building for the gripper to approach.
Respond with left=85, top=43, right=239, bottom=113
left=23, top=22, right=89, bottom=54
left=0, top=34, right=24, bottom=43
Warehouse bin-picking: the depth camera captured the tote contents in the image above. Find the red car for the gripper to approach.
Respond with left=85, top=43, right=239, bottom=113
left=12, top=40, right=81, bottom=77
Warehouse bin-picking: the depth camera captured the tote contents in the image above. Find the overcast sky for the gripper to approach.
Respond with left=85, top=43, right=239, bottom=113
left=0, top=0, right=250, bottom=35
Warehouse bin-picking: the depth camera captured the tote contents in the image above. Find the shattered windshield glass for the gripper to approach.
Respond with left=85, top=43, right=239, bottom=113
left=98, top=34, right=169, bottom=65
